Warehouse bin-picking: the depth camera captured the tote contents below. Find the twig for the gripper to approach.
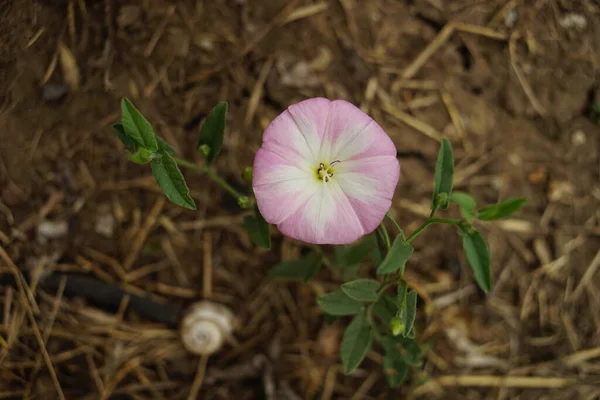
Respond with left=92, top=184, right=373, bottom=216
left=244, top=57, right=274, bottom=128
left=508, top=34, right=547, bottom=116
left=203, top=231, right=213, bottom=299
left=144, top=5, right=176, bottom=57
left=570, top=248, right=600, bottom=301
left=402, top=24, right=455, bottom=80
left=187, top=355, right=209, bottom=400
left=123, top=197, right=166, bottom=270
left=0, top=246, right=66, bottom=400
left=436, top=374, right=575, bottom=388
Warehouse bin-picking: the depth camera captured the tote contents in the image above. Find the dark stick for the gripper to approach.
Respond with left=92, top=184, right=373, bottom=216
left=0, top=272, right=183, bottom=328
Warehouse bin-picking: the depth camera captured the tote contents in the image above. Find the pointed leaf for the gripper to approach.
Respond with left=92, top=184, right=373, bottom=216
left=376, top=237, right=414, bottom=275
left=477, top=197, right=527, bottom=221
left=393, top=336, right=423, bottom=366
left=403, top=291, right=418, bottom=337
left=268, top=253, right=321, bottom=282
left=197, top=102, right=228, bottom=163
left=333, top=243, right=364, bottom=281
left=335, top=236, right=374, bottom=267
left=121, top=98, right=158, bottom=151
left=112, top=124, right=138, bottom=152
left=317, top=290, right=363, bottom=316
left=373, top=294, right=398, bottom=324
left=244, top=208, right=271, bottom=249
left=383, top=354, right=408, bottom=387
left=150, top=152, right=195, bottom=210
left=341, top=313, right=373, bottom=374
left=341, top=279, right=380, bottom=302
left=432, top=138, right=454, bottom=209
left=450, top=192, right=477, bottom=222
left=156, top=136, right=175, bottom=155
left=460, top=228, right=492, bottom=292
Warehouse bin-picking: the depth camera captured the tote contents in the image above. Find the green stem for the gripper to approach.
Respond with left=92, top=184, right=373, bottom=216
left=406, top=218, right=460, bottom=243
left=174, top=157, right=247, bottom=202
left=429, top=204, right=440, bottom=219
left=377, top=224, right=391, bottom=254
left=385, top=212, right=405, bottom=240
left=366, top=305, right=383, bottom=341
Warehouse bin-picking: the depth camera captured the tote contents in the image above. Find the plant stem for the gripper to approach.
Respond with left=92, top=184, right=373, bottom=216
left=377, top=224, right=391, bottom=254
left=406, top=218, right=460, bottom=243
left=174, top=157, right=247, bottom=202
left=385, top=212, right=405, bottom=240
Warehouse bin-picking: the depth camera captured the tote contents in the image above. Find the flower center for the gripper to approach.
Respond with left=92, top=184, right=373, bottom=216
left=316, top=160, right=340, bottom=183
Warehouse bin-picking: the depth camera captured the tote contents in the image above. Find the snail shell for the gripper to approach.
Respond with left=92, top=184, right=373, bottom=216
left=180, top=301, right=236, bottom=356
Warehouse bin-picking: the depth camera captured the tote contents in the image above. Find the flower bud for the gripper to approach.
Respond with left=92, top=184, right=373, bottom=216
left=390, top=317, right=405, bottom=336
left=237, top=196, right=252, bottom=209
left=198, top=144, right=211, bottom=158
left=241, top=166, right=253, bottom=183
left=129, top=147, right=155, bottom=164
left=435, top=192, right=449, bottom=209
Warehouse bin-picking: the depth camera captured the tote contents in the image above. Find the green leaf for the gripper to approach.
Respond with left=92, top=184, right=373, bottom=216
left=403, top=291, right=418, bottom=337
left=121, top=98, right=158, bottom=151
left=340, top=313, right=373, bottom=374
left=335, top=237, right=374, bottom=266
left=373, top=294, right=398, bottom=324
left=197, top=102, right=228, bottom=163
left=129, top=147, right=155, bottom=164
left=268, top=253, right=321, bottom=282
left=156, top=136, right=175, bottom=155
left=324, top=313, right=339, bottom=325
left=244, top=208, right=271, bottom=249
left=460, top=228, right=492, bottom=292
left=376, top=237, right=414, bottom=275
left=383, top=354, right=408, bottom=387
left=477, top=197, right=527, bottom=221
left=393, top=336, right=423, bottom=366
left=150, top=152, right=196, bottom=210
left=334, top=236, right=375, bottom=281
left=341, top=279, right=380, bottom=302
left=317, top=290, right=364, bottom=316
left=450, top=192, right=477, bottom=222
left=432, top=138, right=454, bottom=209
left=112, top=124, right=137, bottom=152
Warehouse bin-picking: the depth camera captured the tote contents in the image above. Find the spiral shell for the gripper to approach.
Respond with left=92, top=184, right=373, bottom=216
left=180, top=301, right=236, bottom=355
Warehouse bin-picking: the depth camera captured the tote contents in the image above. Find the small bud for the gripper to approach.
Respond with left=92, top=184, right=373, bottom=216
left=199, top=144, right=211, bottom=158
left=241, top=166, right=253, bottom=183
left=237, top=196, right=252, bottom=209
left=390, top=317, right=405, bottom=336
left=129, top=147, right=155, bottom=164
left=435, top=192, right=449, bottom=208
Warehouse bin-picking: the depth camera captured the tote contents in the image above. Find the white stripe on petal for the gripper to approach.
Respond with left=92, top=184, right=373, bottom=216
left=277, top=182, right=364, bottom=244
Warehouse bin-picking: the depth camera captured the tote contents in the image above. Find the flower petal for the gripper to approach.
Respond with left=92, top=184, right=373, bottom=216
left=262, top=98, right=331, bottom=166
left=253, top=176, right=320, bottom=226
left=253, top=148, right=311, bottom=187
left=336, top=156, right=400, bottom=234
left=322, top=100, right=396, bottom=161
left=277, top=183, right=365, bottom=245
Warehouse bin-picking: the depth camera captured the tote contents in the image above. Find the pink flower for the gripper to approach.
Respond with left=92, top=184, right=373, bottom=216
left=252, top=98, right=400, bottom=245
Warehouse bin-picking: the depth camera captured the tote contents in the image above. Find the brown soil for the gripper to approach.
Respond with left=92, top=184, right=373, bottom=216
left=1, top=1, right=599, bottom=399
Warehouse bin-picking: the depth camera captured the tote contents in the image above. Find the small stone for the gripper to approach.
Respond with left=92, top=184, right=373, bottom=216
left=42, top=83, right=68, bottom=102
left=571, top=130, right=587, bottom=146
left=528, top=166, right=548, bottom=184
left=37, top=220, right=68, bottom=241
left=95, top=210, right=115, bottom=238
left=559, top=13, right=587, bottom=30
left=504, top=8, right=518, bottom=28
left=548, top=181, right=574, bottom=203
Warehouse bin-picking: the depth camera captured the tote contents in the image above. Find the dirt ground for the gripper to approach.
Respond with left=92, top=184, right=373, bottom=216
left=1, top=0, right=599, bottom=399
